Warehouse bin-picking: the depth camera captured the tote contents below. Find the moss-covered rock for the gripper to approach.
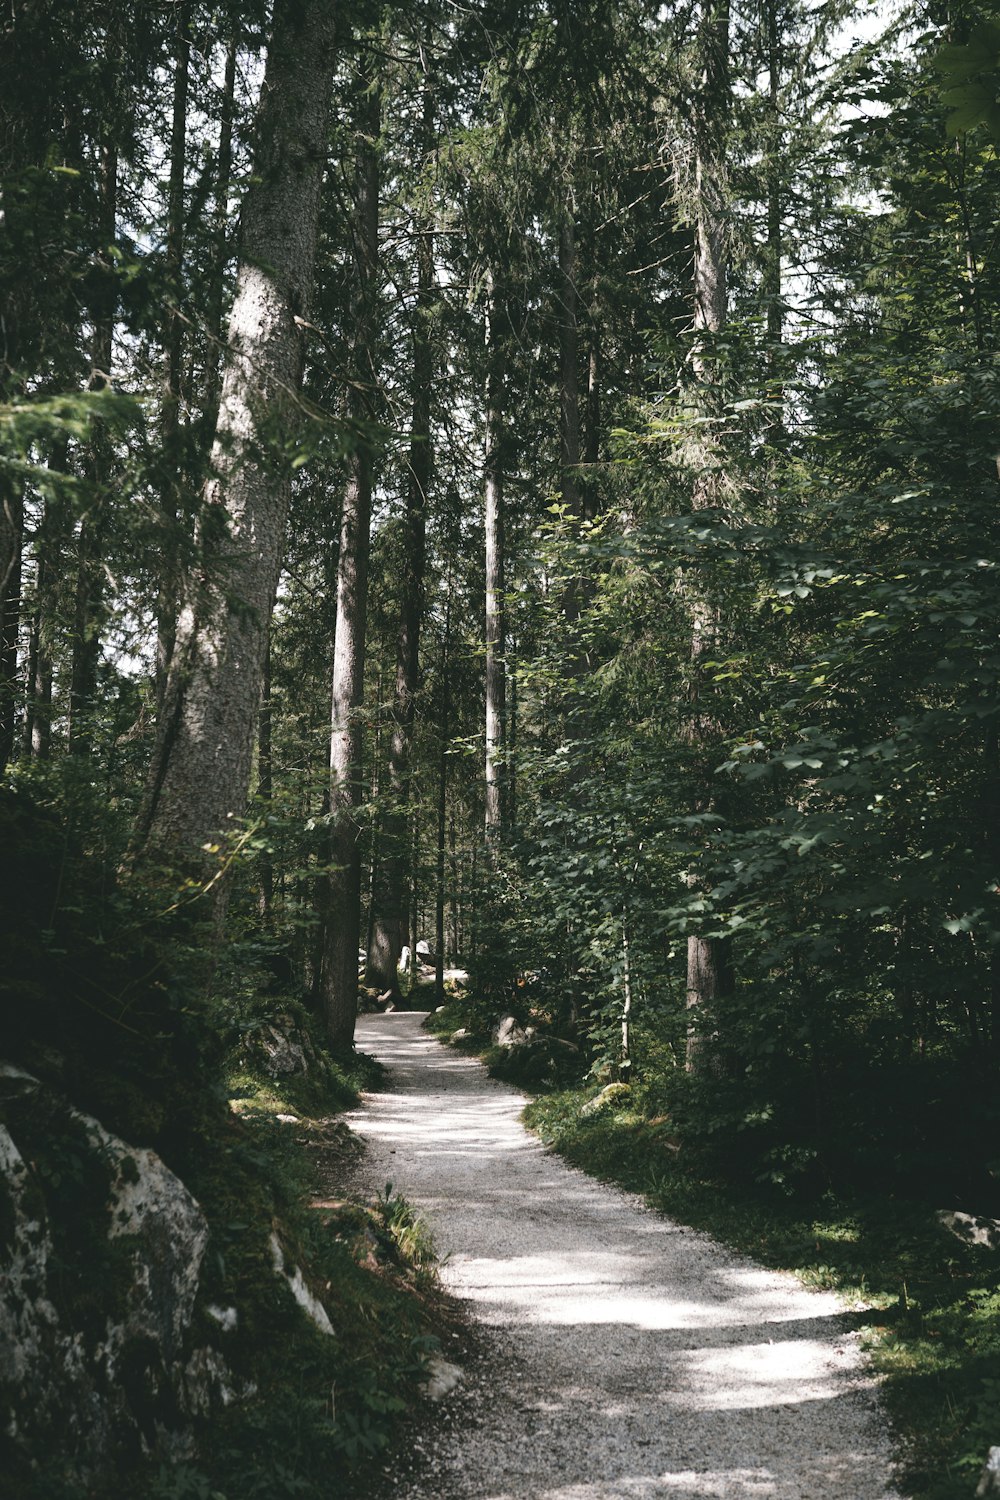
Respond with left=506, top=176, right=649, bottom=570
left=0, top=1063, right=234, bottom=1491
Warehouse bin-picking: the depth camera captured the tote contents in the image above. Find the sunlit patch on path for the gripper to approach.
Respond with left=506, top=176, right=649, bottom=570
left=346, top=1013, right=904, bottom=1500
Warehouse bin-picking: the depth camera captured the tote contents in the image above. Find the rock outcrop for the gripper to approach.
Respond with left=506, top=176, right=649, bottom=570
left=242, top=1011, right=323, bottom=1079
left=580, top=1081, right=632, bottom=1118
left=494, top=1015, right=527, bottom=1049
left=937, top=1209, right=1000, bottom=1252
left=0, top=1063, right=231, bottom=1487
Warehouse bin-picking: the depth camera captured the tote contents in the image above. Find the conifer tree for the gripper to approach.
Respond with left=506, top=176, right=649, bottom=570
left=136, top=0, right=337, bottom=881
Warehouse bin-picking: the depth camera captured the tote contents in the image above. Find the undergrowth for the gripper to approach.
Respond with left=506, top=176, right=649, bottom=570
left=140, top=1025, right=446, bottom=1500
left=0, top=782, right=448, bottom=1500
left=427, top=995, right=1000, bottom=1500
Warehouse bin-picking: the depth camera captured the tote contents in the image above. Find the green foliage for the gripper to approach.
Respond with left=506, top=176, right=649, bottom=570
left=524, top=1081, right=1000, bottom=1500
left=0, top=389, right=142, bottom=489
left=0, top=774, right=225, bottom=1154
left=935, top=22, right=1000, bottom=142
left=167, top=1068, right=444, bottom=1500
left=7, top=1, right=1000, bottom=1493
left=0, top=778, right=441, bottom=1500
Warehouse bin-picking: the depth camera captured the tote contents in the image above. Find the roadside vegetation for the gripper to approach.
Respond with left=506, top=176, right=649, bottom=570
left=153, top=1039, right=445, bottom=1500
left=4, top=0, right=1000, bottom=1490
left=426, top=995, right=1000, bottom=1500
left=0, top=781, right=447, bottom=1500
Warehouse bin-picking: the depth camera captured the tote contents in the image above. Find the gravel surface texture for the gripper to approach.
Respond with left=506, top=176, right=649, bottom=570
left=345, top=1011, right=906, bottom=1500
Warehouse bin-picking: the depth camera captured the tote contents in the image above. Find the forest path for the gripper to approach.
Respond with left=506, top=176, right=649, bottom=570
left=345, top=1012, right=904, bottom=1500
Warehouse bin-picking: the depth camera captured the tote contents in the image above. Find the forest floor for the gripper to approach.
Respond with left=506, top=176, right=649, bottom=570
left=345, top=1011, right=904, bottom=1500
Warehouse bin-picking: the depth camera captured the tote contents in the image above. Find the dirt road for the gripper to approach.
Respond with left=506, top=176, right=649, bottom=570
left=345, top=1012, right=904, bottom=1500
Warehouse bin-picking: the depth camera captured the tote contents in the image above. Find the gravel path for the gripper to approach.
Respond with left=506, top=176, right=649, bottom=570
left=345, top=1011, right=905, bottom=1500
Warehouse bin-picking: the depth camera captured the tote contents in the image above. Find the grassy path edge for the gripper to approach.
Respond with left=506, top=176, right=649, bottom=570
left=422, top=1002, right=1000, bottom=1500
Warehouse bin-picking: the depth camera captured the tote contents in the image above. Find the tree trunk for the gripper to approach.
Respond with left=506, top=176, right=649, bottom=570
left=765, top=0, right=782, bottom=354
left=0, top=479, right=23, bottom=768
left=323, top=71, right=381, bottom=1051
left=68, top=139, right=117, bottom=757
left=449, top=802, right=459, bottom=958
left=135, top=0, right=337, bottom=881
left=557, top=194, right=597, bottom=669
left=435, top=579, right=452, bottom=1007
left=983, top=720, right=1000, bottom=1069
left=764, top=0, right=786, bottom=454
left=258, top=630, right=273, bottom=925
left=156, top=1, right=191, bottom=706
left=685, top=0, right=732, bottom=1071
left=585, top=324, right=601, bottom=469
left=484, top=275, right=506, bottom=840
left=26, top=442, right=71, bottom=760
left=508, top=630, right=518, bottom=831
left=367, top=62, right=434, bottom=992
left=621, top=908, right=634, bottom=1078
left=691, top=5, right=729, bottom=365
left=558, top=204, right=582, bottom=522
left=206, top=26, right=238, bottom=428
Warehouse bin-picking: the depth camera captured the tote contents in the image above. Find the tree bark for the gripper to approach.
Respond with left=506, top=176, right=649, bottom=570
left=621, top=907, right=634, bottom=1078
left=206, top=26, right=238, bottom=428
left=257, top=630, right=273, bottom=924
left=156, top=0, right=191, bottom=706
left=135, top=0, right=337, bottom=880
left=24, top=441, right=71, bottom=760
left=68, top=138, right=117, bottom=757
left=558, top=205, right=582, bottom=523
left=484, top=275, right=506, bottom=840
left=434, top=577, right=452, bottom=1007
left=449, top=801, right=459, bottom=958
left=685, top=0, right=732, bottom=1071
left=585, top=324, right=601, bottom=469
left=367, top=61, right=434, bottom=992
left=0, top=479, right=23, bottom=769
left=557, top=194, right=595, bottom=662
left=508, top=629, right=518, bottom=831
left=982, top=720, right=1000, bottom=1069
left=765, top=0, right=782, bottom=353
left=323, top=69, right=381, bottom=1050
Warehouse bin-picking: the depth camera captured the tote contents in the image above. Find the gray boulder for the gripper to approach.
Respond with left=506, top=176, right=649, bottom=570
left=421, top=1355, right=463, bottom=1401
left=977, top=1446, right=1000, bottom=1496
left=0, top=1064, right=231, bottom=1485
left=246, top=1011, right=320, bottom=1079
left=937, top=1210, right=1000, bottom=1252
left=580, top=1082, right=632, bottom=1118
left=494, top=1015, right=527, bottom=1049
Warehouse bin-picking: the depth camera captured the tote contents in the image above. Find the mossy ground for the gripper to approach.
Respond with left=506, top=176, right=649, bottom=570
left=425, top=1000, right=1000, bottom=1500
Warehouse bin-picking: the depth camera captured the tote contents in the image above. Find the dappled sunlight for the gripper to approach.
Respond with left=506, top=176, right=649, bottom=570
left=450, top=1248, right=843, bottom=1330
left=348, top=1091, right=543, bottom=1155
left=536, top=1472, right=780, bottom=1499
left=527, top=1472, right=780, bottom=1500
left=349, top=1014, right=899, bottom=1500
left=525, top=1451, right=883, bottom=1500
left=675, top=1338, right=848, bottom=1409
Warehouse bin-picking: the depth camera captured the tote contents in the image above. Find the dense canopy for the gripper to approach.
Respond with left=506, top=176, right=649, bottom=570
left=3, top=0, right=1000, bottom=1490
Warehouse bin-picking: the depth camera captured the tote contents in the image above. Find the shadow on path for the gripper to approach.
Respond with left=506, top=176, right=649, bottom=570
left=346, top=1013, right=904, bottom=1500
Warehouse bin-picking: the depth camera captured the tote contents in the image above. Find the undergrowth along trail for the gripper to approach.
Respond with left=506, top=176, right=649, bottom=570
left=423, top=999, right=1000, bottom=1500
left=347, top=1009, right=901, bottom=1500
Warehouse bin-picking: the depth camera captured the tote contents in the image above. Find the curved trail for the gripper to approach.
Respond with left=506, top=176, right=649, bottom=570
left=345, top=1012, right=904, bottom=1500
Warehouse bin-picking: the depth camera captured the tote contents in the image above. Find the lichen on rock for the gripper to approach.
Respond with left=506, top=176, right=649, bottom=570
left=0, top=1062, right=231, bottom=1488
